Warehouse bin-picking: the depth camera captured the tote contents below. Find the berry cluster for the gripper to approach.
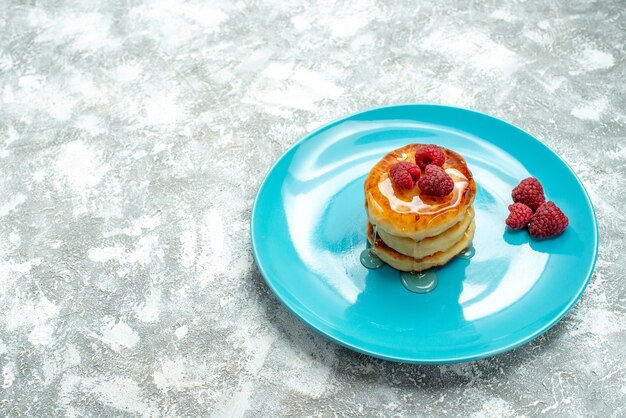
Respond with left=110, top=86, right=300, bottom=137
left=505, top=177, right=568, bottom=238
left=389, top=144, right=453, bottom=197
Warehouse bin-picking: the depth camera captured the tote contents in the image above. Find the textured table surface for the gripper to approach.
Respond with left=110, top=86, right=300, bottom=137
left=1, top=1, right=625, bottom=416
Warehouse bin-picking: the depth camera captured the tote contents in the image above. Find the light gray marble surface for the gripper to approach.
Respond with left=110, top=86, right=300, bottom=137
left=0, top=1, right=624, bottom=417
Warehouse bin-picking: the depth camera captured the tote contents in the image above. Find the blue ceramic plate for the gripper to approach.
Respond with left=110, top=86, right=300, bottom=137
left=251, top=104, right=598, bottom=364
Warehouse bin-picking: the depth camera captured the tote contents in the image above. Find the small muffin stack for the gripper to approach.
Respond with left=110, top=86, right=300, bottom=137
left=364, top=144, right=476, bottom=272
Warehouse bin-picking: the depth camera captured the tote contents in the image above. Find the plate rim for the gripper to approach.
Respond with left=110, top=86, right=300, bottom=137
left=250, top=103, right=599, bottom=364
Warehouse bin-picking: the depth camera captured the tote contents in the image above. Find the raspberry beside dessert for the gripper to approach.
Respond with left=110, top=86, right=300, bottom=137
left=512, top=177, right=545, bottom=212
left=418, top=164, right=454, bottom=197
left=390, top=162, right=420, bottom=190
left=415, top=145, right=446, bottom=170
left=528, top=201, right=569, bottom=238
left=505, top=203, right=533, bottom=230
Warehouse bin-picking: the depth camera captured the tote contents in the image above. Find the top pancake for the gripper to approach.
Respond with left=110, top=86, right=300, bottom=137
left=364, top=144, right=476, bottom=241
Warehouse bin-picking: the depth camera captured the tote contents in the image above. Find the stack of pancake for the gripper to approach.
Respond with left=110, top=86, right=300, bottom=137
left=364, top=144, right=476, bottom=272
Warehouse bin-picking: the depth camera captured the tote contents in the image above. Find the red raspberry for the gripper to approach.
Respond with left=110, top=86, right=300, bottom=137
left=390, top=162, right=420, bottom=189
left=418, top=164, right=454, bottom=196
left=512, top=177, right=545, bottom=212
left=505, top=203, right=533, bottom=230
left=528, top=201, right=569, bottom=238
left=395, top=161, right=420, bottom=181
left=415, top=145, right=446, bottom=170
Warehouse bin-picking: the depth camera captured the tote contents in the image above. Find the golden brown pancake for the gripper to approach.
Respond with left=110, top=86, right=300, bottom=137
left=364, top=144, right=476, bottom=241
left=367, top=219, right=476, bottom=272
left=372, top=205, right=474, bottom=259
